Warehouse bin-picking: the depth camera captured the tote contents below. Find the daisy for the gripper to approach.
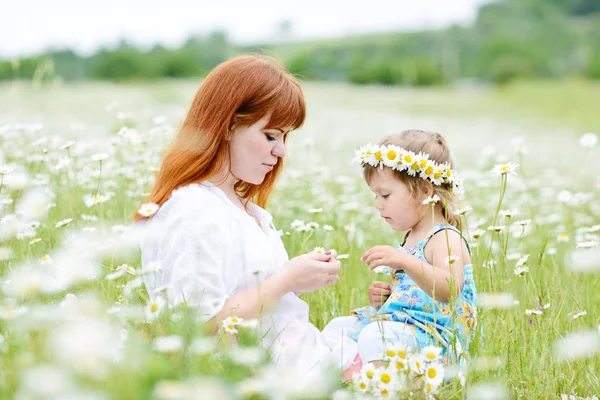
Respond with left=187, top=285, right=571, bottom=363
left=337, top=254, right=349, bottom=260
left=323, top=225, right=334, bottom=231
left=454, top=206, right=472, bottom=216
left=492, top=162, right=519, bottom=176
left=59, top=140, right=76, bottom=150
left=29, top=238, right=42, bottom=245
left=516, top=254, right=530, bottom=268
left=422, top=195, right=441, bottom=205
left=514, top=266, right=529, bottom=276
left=39, top=254, right=52, bottom=264
left=137, top=203, right=160, bottom=217
left=471, top=229, right=485, bottom=239
left=421, top=345, right=443, bottom=361
left=91, top=153, right=109, bottom=162
left=55, top=218, right=73, bottom=228
left=153, top=335, right=183, bottom=353
left=384, top=343, right=409, bottom=361
left=0, top=165, right=14, bottom=175
left=487, top=225, right=506, bottom=232
left=500, top=209, right=517, bottom=218
left=353, top=374, right=370, bottom=394
left=525, top=309, right=542, bottom=315
left=424, top=362, right=444, bottom=386
left=361, top=362, right=377, bottom=381
left=419, top=160, right=436, bottom=181
left=308, top=207, right=323, bottom=213
left=382, top=145, right=401, bottom=168
left=409, top=354, right=426, bottom=376
left=313, top=247, right=326, bottom=255
left=430, top=167, right=445, bottom=186
left=579, top=132, right=597, bottom=148
left=145, top=297, right=165, bottom=321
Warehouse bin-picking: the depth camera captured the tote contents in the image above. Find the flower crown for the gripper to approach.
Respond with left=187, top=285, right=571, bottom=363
left=353, top=143, right=460, bottom=189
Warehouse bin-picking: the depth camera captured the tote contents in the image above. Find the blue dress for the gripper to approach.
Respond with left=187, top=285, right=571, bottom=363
left=350, top=224, right=478, bottom=366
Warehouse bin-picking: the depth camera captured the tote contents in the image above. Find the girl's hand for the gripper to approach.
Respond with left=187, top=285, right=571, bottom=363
left=361, top=245, right=404, bottom=270
left=368, top=281, right=392, bottom=308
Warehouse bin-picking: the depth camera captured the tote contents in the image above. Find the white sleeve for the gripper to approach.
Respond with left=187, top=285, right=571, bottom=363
left=157, top=205, right=231, bottom=321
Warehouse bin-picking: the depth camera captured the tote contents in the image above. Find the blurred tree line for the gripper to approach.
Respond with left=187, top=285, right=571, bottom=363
left=1, top=0, right=599, bottom=86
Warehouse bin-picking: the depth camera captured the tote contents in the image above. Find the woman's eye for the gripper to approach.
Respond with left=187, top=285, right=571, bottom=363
left=382, top=194, right=389, bottom=199
left=265, top=134, right=276, bottom=141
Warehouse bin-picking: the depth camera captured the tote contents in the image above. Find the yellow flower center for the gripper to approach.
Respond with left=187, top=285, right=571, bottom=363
left=434, top=170, right=442, bottom=179
left=398, top=350, right=407, bottom=359
left=381, top=389, right=389, bottom=397
left=366, top=370, right=374, bottom=379
left=385, top=349, right=396, bottom=358
left=426, top=353, right=436, bottom=360
left=386, top=150, right=397, bottom=160
left=396, top=361, right=405, bottom=370
left=425, top=166, right=434, bottom=175
left=41, top=255, right=49, bottom=261
left=419, top=159, right=427, bottom=168
left=380, top=373, right=391, bottom=384
left=150, top=303, right=159, bottom=313
left=446, top=169, right=452, bottom=177
left=411, top=162, right=420, bottom=170
left=359, top=382, right=367, bottom=390
left=375, top=151, right=382, bottom=162
left=404, top=155, right=413, bottom=163
left=231, top=317, right=239, bottom=323
left=427, top=368, right=437, bottom=379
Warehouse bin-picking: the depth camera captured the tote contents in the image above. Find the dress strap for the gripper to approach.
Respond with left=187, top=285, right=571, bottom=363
left=424, top=224, right=471, bottom=255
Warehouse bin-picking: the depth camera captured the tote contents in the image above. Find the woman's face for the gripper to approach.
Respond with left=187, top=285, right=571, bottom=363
left=229, top=115, right=289, bottom=185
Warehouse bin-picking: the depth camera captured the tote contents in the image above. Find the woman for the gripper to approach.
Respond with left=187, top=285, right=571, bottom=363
left=137, top=55, right=358, bottom=374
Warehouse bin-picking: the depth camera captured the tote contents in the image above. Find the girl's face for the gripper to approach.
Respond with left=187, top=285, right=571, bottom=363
left=229, top=114, right=289, bottom=185
left=368, top=168, right=424, bottom=232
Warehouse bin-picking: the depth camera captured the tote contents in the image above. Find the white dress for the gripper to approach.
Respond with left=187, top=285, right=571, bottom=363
left=140, top=182, right=358, bottom=371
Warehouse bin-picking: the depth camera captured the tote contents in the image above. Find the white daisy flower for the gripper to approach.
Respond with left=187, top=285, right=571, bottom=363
left=516, top=254, right=530, bottom=268
left=424, top=362, right=444, bottom=386
left=54, top=218, right=73, bottom=228
left=525, top=309, right=542, bottom=315
left=514, top=266, right=529, bottom=276
left=137, top=202, right=160, bottom=217
left=323, top=225, right=334, bottom=231
left=430, top=167, right=445, bottom=185
left=419, top=159, right=436, bottom=181
left=91, top=153, right=109, bottom=161
left=579, top=132, right=597, bottom=148
left=374, top=367, right=398, bottom=390
left=500, top=209, right=518, bottom=218
left=515, top=219, right=532, bottom=226
left=144, top=297, right=165, bottom=321
left=488, top=225, right=506, bottom=232
left=0, top=165, right=15, bottom=175
left=59, top=140, right=76, bottom=150
left=39, top=254, right=52, bottom=264
left=153, top=335, right=183, bottom=353
left=361, top=362, right=378, bottom=382
left=409, top=354, right=426, bottom=376
left=421, top=345, right=443, bottom=361
left=382, top=145, right=401, bottom=168
left=308, top=207, right=323, bottom=213
left=471, top=229, right=486, bottom=239
left=365, top=144, right=383, bottom=167
left=337, top=254, right=349, bottom=260
left=492, top=162, right=519, bottom=176
left=353, top=374, right=370, bottom=394
left=454, top=206, right=472, bottom=216
left=422, top=195, right=441, bottom=205
left=384, top=343, right=409, bottom=361
left=313, top=247, right=326, bottom=255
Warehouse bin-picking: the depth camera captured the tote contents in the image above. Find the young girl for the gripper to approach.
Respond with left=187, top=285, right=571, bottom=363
left=349, top=129, right=478, bottom=368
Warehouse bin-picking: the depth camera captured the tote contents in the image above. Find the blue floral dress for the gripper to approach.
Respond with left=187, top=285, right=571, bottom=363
left=349, top=224, right=478, bottom=366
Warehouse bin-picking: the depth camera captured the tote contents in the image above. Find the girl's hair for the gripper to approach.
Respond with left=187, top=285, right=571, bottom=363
left=135, top=54, right=306, bottom=221
left=363, top=129, right=461, bottom=228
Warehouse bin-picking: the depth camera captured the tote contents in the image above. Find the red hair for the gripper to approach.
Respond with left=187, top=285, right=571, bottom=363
left=135, top=55, right=306, bottom=220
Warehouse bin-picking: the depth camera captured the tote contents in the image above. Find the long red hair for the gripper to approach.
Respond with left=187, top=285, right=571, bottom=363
left=135, top=55, right=306, bottom=220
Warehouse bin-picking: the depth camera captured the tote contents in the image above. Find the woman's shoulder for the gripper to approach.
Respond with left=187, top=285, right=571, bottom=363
left=158, top=183, right=229, bottom=222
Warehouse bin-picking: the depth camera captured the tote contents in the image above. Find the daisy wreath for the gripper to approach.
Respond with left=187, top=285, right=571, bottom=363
left=353, top=143, right=461, bottom=189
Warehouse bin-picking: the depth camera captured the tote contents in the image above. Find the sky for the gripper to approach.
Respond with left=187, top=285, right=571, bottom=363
left=1, top=0, right=491, bottom=57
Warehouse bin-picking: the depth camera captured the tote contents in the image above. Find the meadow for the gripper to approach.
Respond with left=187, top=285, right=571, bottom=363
left=0, top=79, right=598, bottom=399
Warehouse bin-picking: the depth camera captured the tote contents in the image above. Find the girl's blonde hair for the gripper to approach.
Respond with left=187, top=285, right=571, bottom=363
left=363, top=129, right=461, bottom=228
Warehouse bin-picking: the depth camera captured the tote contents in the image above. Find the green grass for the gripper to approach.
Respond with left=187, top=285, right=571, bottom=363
left=0, top=79, right=598, bottom=399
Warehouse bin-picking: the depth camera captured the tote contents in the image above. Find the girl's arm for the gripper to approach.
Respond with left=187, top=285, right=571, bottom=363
left=362, top=231, right=469, bottom=303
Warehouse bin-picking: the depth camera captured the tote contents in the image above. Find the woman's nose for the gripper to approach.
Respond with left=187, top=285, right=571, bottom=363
left=375, top=198, right=384, bottom=210
left=272, top=138, right=286, bottom=158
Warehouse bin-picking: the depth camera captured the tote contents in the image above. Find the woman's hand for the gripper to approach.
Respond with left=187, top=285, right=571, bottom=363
left=280, top=252, right=341, bottom=294
left=361, top=245, right=404, bottom=270
left=368, top=281, right=392, bottom=308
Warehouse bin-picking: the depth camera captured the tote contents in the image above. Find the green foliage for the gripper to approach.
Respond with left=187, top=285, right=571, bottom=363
left=1, top=1, right=600, bottom=86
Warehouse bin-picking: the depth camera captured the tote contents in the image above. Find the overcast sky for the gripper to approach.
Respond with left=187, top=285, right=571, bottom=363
left=2, top=0, right=491, bottom=57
